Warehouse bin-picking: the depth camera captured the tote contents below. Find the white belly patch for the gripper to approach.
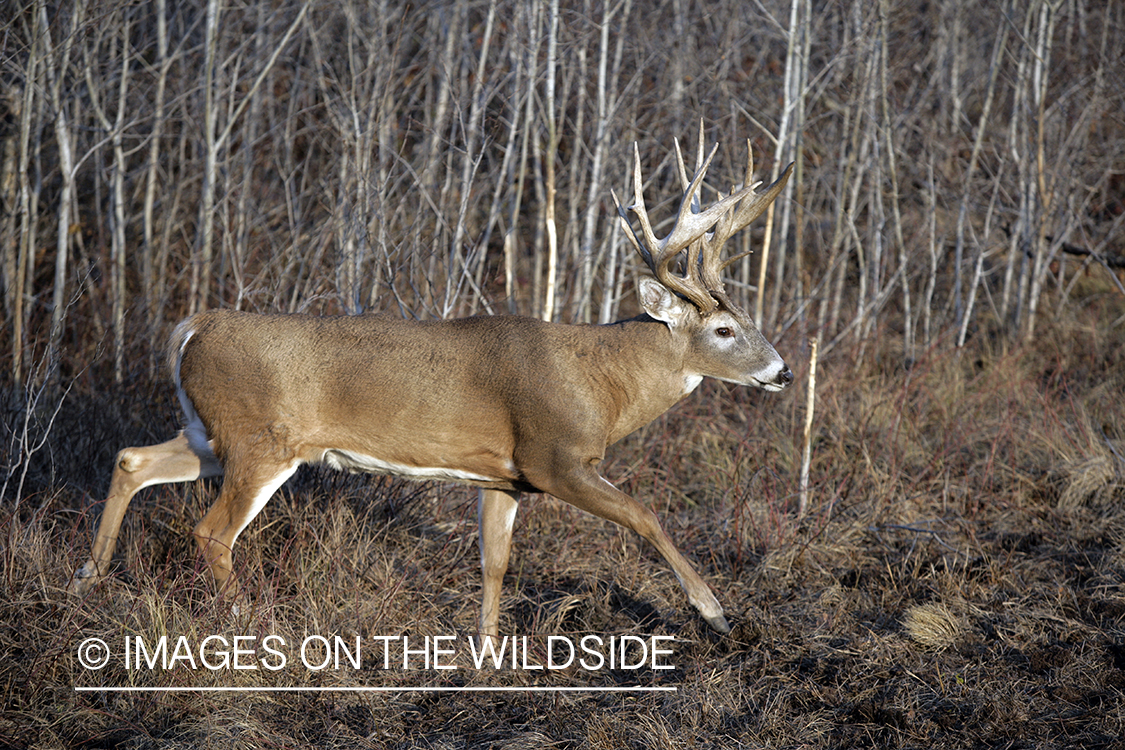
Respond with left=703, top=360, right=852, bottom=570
left=322, top=448, right=499, bottom=484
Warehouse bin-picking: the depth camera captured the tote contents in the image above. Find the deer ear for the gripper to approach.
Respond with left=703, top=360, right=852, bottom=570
left=638, top=276, right=694, bottom=327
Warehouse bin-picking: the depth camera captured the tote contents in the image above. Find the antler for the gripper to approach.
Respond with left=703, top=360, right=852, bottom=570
left=612, top=122, right=794, bottom=314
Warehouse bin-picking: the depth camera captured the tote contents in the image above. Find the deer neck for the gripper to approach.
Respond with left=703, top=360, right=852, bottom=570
left=589, top=316, right=700, bottom=445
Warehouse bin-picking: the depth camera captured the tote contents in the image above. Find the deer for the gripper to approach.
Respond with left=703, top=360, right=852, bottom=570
left=68, top=124, right=794, bottom=638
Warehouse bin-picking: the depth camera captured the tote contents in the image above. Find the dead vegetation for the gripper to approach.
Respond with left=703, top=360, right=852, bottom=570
left=1, top=302, right=1123, bottom=748
left=2, top=0, right=1125, bottom=746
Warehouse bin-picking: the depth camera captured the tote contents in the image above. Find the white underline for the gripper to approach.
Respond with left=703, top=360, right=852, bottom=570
left=75, top=685, right=676, bottom=693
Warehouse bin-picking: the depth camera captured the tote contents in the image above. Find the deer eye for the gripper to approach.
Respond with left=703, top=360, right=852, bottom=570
left=715, top=327, right=734, bottom=338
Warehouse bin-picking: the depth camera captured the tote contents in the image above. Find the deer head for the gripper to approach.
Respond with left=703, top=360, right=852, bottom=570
left=613, top=122, right=795, bottom=392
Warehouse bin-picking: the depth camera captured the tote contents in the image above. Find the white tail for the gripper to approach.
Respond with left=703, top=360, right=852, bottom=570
left=69, top=124, right=794, bottom=637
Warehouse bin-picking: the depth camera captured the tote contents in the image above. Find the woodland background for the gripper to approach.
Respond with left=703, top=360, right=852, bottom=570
left=1, top=0, right=1124, bottom=747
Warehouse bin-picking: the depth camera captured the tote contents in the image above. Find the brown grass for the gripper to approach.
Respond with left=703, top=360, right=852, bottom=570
left=2, top=300, right=1124, bottom=749
left=2, top=0, right=1123, bottom=745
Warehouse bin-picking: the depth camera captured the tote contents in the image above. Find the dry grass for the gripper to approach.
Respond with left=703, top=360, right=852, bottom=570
left=2, top=0, right=1122, bottom=745
left=2, top=301, right=1124, bottom=749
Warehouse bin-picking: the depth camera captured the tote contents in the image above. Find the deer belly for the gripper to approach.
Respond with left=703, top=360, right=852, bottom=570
left=320, top=448, right=509, bottom=485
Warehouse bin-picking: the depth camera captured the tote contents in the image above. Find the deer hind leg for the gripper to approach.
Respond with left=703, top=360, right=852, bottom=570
left=69, top=431, right=223, bottom=595
left=192, top=459, right=299, bottom=595
left=477, top=489, right=520, bottom=639
left=536, top=463, right=731, bottom=634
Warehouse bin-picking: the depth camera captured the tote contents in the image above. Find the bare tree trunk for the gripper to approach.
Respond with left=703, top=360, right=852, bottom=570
left=798, top=338, right=818, bottom=518
left=109, top=20, right=130, bottom=382
left=142, top=0, right=169, bottom=368
left=230, top=2, right=267, bottom=311
left=1006, top=0, right=1038, bottom=335
left=1, top=76, right=30, bottom=386
left=1023, top=0, right=1058, bottom=342
left=451, top=0, right=496, bottom=317
left=922, top=157, right=939, bottom=348
left=193, top=0, right=221, bottom=313
left=369, top=1, right=399, bottom=312
left=878, top=0, right=910, bottom=361
left=541, top=0, right=560, bottom=322
left=41, top=0, right=81, bottom=373
left=84, top=13, right=132, bottom=382
left=0, top=89, right=18, bottom=328
left=582, top=0, right=631, bottom=324
left=765, top=0, right=805, bottom=330
left=505, top=0, right=541, bottom=317
left=956, top=20, right=1009, bottom=348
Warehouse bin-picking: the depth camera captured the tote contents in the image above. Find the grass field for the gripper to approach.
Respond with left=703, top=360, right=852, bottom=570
left=2, top=0, right=1124, bottom=746
left=3, top=293, right=1123, bottom=748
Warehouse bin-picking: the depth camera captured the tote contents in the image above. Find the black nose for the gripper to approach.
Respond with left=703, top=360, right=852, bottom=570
left=778, top=365, right=793, bottom=386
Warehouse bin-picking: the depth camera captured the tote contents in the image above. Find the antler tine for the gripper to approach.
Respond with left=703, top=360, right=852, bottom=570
left=718, top=156, right=794, bottom=253
left=673, top=138, right=690, bottom=194
left=666, top=142, right=722, bottom=247
left=609, top=144, right=652, bottom=265
left=613, top=143, right=716, bottom=311
left=660, top=138, right=750, bottom=311
left=611, top=188, right=644, bottom=257
left=671, top=121, right=709, bottom=202
left=698, top=150, right=796, bottom=294
left=694, top=120, right=707, bottom=199
left=626, top=142, right=659, bottom=258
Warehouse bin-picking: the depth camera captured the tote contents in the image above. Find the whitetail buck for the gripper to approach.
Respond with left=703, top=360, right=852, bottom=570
left=69, top=126, right=793, bottom=636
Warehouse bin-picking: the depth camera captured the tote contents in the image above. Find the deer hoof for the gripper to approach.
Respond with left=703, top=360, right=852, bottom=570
left=704, top=612, right=731, bottom=634
left=67, top=561, right=103, bottom=596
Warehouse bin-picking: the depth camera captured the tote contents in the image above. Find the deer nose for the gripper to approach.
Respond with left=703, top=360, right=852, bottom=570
left=777, top=365, right=794, bottom=386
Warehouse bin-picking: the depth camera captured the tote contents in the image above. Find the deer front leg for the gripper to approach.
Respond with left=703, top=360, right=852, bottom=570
left=535, top=461, right=731, bottom=634
left=69, top=432, right=220, bottom=595
left=477, top=489, right=520, bottom=640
